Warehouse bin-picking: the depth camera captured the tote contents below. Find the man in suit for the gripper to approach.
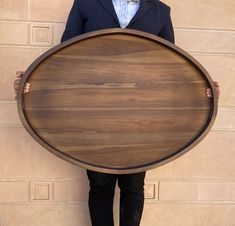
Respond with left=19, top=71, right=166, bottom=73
left=61, top=0, right=175, bottom=43
left=14, top=1, right=219, bottom=226
left=60, top=1, right=174, bottom=226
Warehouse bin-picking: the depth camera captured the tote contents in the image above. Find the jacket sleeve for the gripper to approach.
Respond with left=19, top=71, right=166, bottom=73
left=159, top=8, right=175, bottom=44
left=61, top=0, right=84, bottom=42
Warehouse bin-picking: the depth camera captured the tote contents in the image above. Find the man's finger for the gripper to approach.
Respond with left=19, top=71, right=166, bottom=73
left=14, top=82, right=18, bottom=89
left=206, top=88, right=212, bottom=98
left=23, top=88, right=30, bottom=94
left=214, top=81, right=219, bottom=87
left=14, top=80, right=21, bottom=86
left=16, top=71, right=25, bottom=78
left=23, top=83, right=31, bottom=94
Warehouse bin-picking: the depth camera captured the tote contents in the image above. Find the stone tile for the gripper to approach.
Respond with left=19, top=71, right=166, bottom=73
left=148, top=131, right=234, bottom=180
left=53, top=23, right=66, bottom=45
left=54, top=180, right=90, bottom=203
left=30, top=23, right=53, bottom=46
left=54, top=181, right=69, bottom=202
left=163, top=0, right=235, bottom=30
left=30, top=181, right=53, bottom=201
left=199, top=182, right=235, bottom=201
left=0, top=0, right=29, bottom=20
left=69, top=180, right=89, bottom=202
left=0, top=127, right=86, bottom=179
left=30, top=0, right=73, bottom=22
left=159, top=181, right=199, bottom=201
left=172, top=131, right=231, bottom=180
left=0, top=46, right=41, bottom=101
left=144, top=183, right=157, bottom=200
left=0, top=204, right=91, bottom=226
left=159, top=181, right=235, bottom=201
left=192, top=131, right=233, bottom=180
left=0, top=181, right=29, bottom=202
left=175, top=29, right=235, bottom=54
left=142, top=203, right=235, bottom=226
left=0, top=22, right=28, bottom=45
left=0, top=102, right=21, bottom=125
left=212, top=107, right=235, bottom=130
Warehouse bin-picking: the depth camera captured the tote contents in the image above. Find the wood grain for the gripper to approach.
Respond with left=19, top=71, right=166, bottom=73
left=18, top=29, right=217, bottom=174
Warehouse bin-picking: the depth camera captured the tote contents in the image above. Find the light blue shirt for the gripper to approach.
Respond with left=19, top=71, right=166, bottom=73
left=112, top=0, right=140, bottom=28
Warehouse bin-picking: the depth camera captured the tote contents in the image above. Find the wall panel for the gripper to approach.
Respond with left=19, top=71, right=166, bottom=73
left=163, top=0, right=235, bottom=30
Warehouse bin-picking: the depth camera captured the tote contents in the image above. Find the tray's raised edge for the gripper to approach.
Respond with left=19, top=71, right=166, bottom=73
left=17, top=28, right=218, bottom=174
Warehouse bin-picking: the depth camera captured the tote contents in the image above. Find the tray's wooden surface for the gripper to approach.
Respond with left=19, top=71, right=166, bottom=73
left=18, top=29, right=217, bottom=174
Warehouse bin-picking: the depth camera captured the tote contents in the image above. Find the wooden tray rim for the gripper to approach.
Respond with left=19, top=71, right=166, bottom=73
left=17, top=28, right=218, bottom=174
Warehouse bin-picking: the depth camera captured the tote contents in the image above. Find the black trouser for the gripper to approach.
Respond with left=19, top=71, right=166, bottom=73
left=87, top=170, right=146, bottom=226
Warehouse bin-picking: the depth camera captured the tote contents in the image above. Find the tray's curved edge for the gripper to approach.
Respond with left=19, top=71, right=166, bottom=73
left=17, top=28, right=218, bottom=174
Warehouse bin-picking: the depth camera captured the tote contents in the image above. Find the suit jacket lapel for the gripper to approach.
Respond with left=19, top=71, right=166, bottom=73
left=97, top=0, right=120, bottom=25
left=128, top=0, right=153, bottom=27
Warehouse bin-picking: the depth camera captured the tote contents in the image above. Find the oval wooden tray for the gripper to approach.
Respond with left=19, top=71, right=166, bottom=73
left=18, top=29, right=218, bottom=174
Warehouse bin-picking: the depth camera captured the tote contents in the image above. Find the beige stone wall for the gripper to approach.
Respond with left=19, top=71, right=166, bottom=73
left=0, top=0, right=234, bottom=225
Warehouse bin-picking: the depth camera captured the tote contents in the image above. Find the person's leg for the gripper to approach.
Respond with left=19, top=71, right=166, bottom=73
left=87, top=170, right=117, bottom=226
left=118, top=172, right=146, bottom=226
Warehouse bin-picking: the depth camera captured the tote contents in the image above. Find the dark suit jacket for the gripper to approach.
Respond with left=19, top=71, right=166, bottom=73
left=61, top=0, right=175, bottom=43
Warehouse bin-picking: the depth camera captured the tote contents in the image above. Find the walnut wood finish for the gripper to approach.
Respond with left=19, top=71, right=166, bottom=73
left=17, top=29, right=218, bottom=174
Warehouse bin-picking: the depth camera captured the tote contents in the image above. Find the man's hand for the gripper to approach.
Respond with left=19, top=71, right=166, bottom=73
left=206, top=81, right=220, bottom=99
left=14, top=71, right=31, bottom=100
